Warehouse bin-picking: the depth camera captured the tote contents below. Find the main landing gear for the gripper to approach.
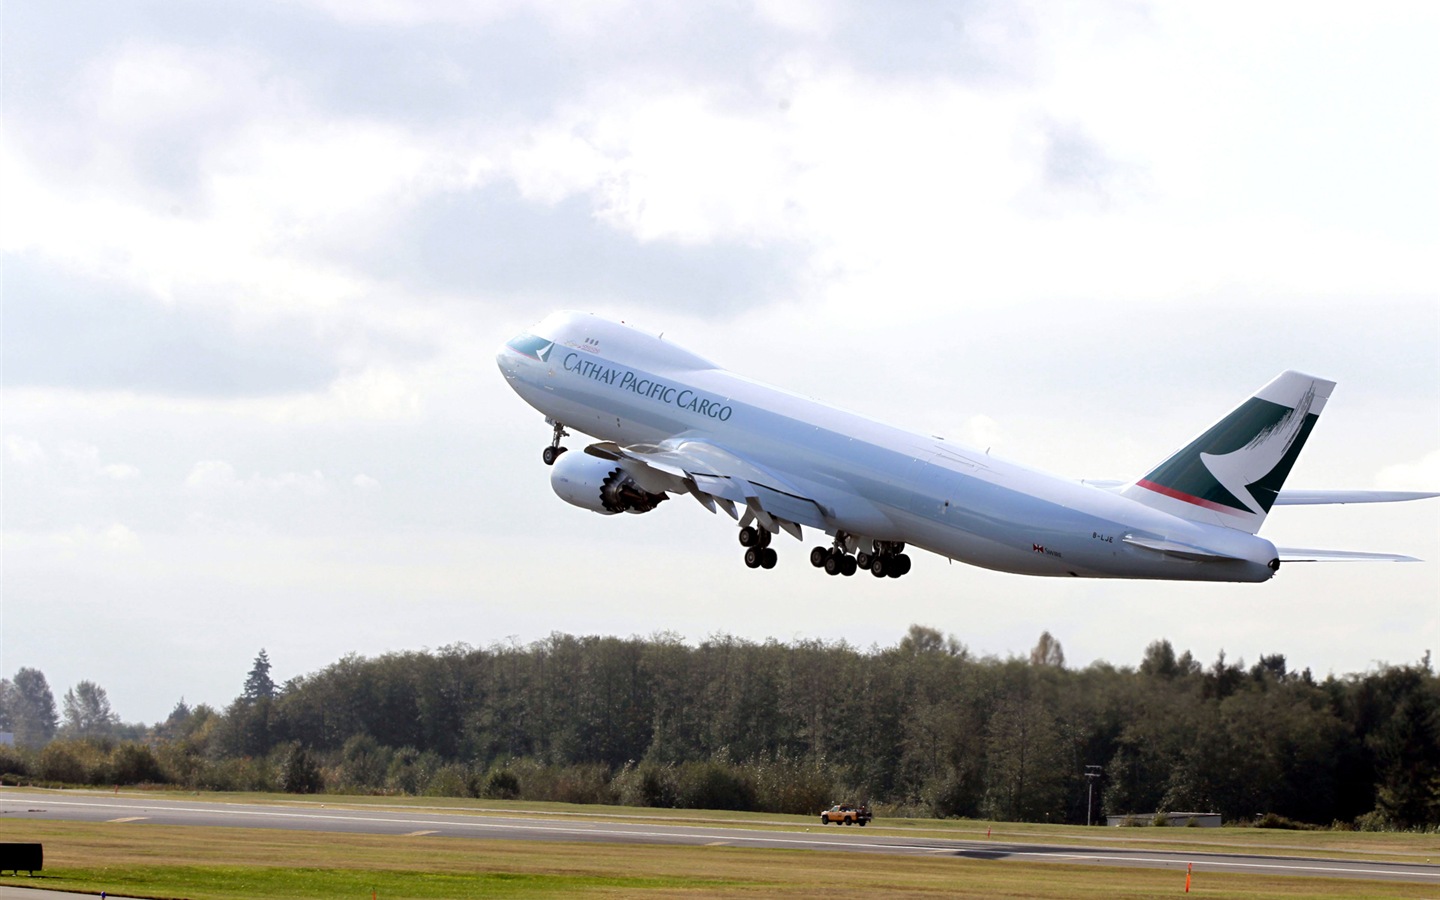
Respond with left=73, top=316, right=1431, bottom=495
left=739, top=525, right=777, bottom=569
left=542, top=421, right=569, bottom=466
left=810, top=536, right=913, bottom=578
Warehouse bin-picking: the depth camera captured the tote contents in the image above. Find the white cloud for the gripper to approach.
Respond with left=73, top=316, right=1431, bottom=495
left=3, top=435, right=46, bottom=466
left=185, top=460, right=329, bottom=498
left=55, top=441, right=140, bottom=481
left=1376, top=450, right=1440, bottom=492
left=961, top=415, right=1006, bottom=453
left=353, top=474, right=380, bottom=491
left=102, top=523, right=142, bottom=551
left=184, top=460, right=242, bottom=496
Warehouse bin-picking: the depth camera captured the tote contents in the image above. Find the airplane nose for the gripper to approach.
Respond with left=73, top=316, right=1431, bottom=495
left=496, top=343, right=516, bottom=376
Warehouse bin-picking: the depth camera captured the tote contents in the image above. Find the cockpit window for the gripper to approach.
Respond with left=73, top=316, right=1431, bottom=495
left=506, top=334, right=555, bottom=362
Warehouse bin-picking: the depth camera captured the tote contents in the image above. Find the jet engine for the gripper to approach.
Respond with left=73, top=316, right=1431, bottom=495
left=549, top=451, right=668, bottom=515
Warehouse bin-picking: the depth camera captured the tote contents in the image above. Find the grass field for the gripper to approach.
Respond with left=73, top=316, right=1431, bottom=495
left=2, top=791, right=1438, bottom=899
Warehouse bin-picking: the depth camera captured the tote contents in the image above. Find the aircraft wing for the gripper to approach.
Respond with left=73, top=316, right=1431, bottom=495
left=583, top=437, right=833, bottom=538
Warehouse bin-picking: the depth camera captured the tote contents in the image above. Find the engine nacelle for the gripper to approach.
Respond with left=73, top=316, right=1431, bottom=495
left=550, top=451, right=668, bottom=515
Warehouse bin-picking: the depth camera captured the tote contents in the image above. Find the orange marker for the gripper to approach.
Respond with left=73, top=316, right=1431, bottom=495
left=1185, top=861, right=1192, bottom=893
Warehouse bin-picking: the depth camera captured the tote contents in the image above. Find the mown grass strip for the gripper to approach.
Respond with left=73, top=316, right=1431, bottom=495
left=4, top=864, right=729, bottom=899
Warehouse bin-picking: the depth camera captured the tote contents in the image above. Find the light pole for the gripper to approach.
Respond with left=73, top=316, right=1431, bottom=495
left=1085, top=765, right=1102, bottom=827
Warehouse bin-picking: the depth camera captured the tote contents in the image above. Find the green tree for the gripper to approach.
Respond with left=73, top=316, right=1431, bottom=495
left=0, top=678, right=12, bottom=732
left=1365, top=666, right=1440, bottom=828
left=982, top=667, right=1068, bottom=822
left=1030, top=631, right=1066, bottom=668
left=223, top=651, right=280, bottom=757
left=899, top=624, right=965, bottom=657
left=61, top=680, right=120, bottom=739
left=278, top=742, right=325, bottom=794
left=244, top=649, right=276, bottom=702
left=9, top=668, right=58, bottom=747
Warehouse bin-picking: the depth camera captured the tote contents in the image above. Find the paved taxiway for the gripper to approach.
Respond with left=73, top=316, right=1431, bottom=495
left=3, top=788, right=1438, bottom=885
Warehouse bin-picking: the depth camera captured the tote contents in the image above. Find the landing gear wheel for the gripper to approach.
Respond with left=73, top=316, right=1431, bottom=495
left=738, top=526, right=760, bottom=547
left=544, top=421, right=570, bottom=466
left=744, top=548, right=762, bottom=568
left=895, top=554, right=912, bottom=576
left=810, top=547, right=829, bottom=568
left=856, top=552, right=872, bottom=569
left=841, top=555, right=858, bottom=577
left=870, top=557, right=888, bottom=578
left=824, top=553, right=843, bottom=576
left=760, top=548, right=778, bottom=569
left=757, top=528, right=772, bottom=548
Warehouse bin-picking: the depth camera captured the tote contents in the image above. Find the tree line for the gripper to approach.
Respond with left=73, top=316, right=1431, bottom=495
left=2, top=629, right=1437, bottom=829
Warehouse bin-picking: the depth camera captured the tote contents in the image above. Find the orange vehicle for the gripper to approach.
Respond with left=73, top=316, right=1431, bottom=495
left=819, top=803, right=873, bottom=826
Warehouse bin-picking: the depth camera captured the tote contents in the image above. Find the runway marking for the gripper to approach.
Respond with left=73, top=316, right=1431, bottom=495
left=705, top=841, right=728, bottom=846
left=403, top=830, right=439, bottom=837
left=107, top=816, right=148, bottom=823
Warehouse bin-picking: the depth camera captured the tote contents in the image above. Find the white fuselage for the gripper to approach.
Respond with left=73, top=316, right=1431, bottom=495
left=498, top=312, right=1279, bottom=582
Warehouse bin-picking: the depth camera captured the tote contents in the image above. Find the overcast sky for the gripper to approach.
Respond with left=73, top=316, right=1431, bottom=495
left=3, top=1, right=1437, bottom=724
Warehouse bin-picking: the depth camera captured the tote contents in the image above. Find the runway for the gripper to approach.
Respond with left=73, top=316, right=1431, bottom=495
left=3, top=788, right=1438, bottom=885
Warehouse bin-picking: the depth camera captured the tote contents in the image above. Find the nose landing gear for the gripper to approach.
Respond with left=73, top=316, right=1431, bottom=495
left=542, top=421, right=570, bottom=466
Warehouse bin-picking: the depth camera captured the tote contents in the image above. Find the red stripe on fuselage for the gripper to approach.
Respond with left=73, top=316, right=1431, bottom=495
left=1136, top=479, right=1248, bottom=517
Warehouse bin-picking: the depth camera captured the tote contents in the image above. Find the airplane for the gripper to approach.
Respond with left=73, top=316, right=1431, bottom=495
left=496, top=310, right=1436, bottom=582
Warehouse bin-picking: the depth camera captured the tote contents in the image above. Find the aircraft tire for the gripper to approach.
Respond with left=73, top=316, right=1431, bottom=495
left=810, top=547, right=829, bottom=567
left=760, top=548, right=778, bottom=569
left=757, top=528, right=772, bottom=548
left=744, top=548, right=762, bottom=568
left=542, top=446, right=565, bottom=466
left=824, top=554, right=842, bottom=576
left=841, top=555, right=857, bottom=576
left=738, top=526, right=759, bottom=547
left=870, top=557, right=887, bottom=578
left=895, top=554, right=912, bottom=576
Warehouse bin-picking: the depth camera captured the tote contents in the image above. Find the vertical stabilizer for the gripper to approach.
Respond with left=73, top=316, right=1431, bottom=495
left=1121, top=371, right=1335, bottom=533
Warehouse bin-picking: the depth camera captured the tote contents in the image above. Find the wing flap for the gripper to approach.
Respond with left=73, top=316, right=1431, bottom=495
left=750, top=483, right=829, bottom=532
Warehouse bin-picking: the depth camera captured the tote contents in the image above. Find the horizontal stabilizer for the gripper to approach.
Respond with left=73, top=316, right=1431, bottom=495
left=1122, top=534, right=1243, bottom=562
left=1273, top=490, right=1439, bottom=505
left=1278, top=547, right=1421, bottom=563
